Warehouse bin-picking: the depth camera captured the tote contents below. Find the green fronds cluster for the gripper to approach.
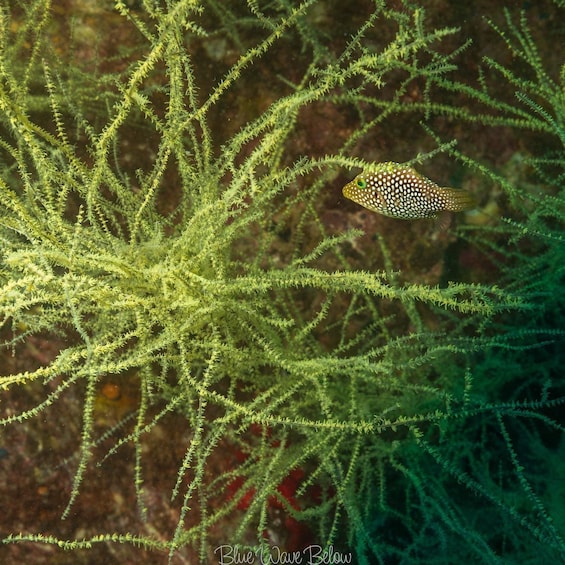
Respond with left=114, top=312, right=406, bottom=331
left=0, top=1, right=563, bottom=563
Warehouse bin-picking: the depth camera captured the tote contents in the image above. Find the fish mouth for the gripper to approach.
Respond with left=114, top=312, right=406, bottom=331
left=342, top=185, right=353, bottom=198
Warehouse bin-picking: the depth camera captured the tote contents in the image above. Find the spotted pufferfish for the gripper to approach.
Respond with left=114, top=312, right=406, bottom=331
left=342, top=162, right=475, bottom=227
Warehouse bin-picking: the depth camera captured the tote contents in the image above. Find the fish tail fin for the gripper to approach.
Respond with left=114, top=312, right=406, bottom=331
left=442, top=188, right=477, bottom=212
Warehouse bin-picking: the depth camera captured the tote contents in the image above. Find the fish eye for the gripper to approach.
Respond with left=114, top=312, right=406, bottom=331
left=356, top=179, right=367, bottom=189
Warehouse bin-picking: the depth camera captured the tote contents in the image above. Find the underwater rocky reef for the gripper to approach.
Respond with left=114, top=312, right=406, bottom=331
left=0, top=1, right=564, bottom=563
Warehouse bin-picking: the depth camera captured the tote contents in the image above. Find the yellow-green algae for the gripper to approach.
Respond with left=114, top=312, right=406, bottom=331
left=0, top=1, right=564, bottom=563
